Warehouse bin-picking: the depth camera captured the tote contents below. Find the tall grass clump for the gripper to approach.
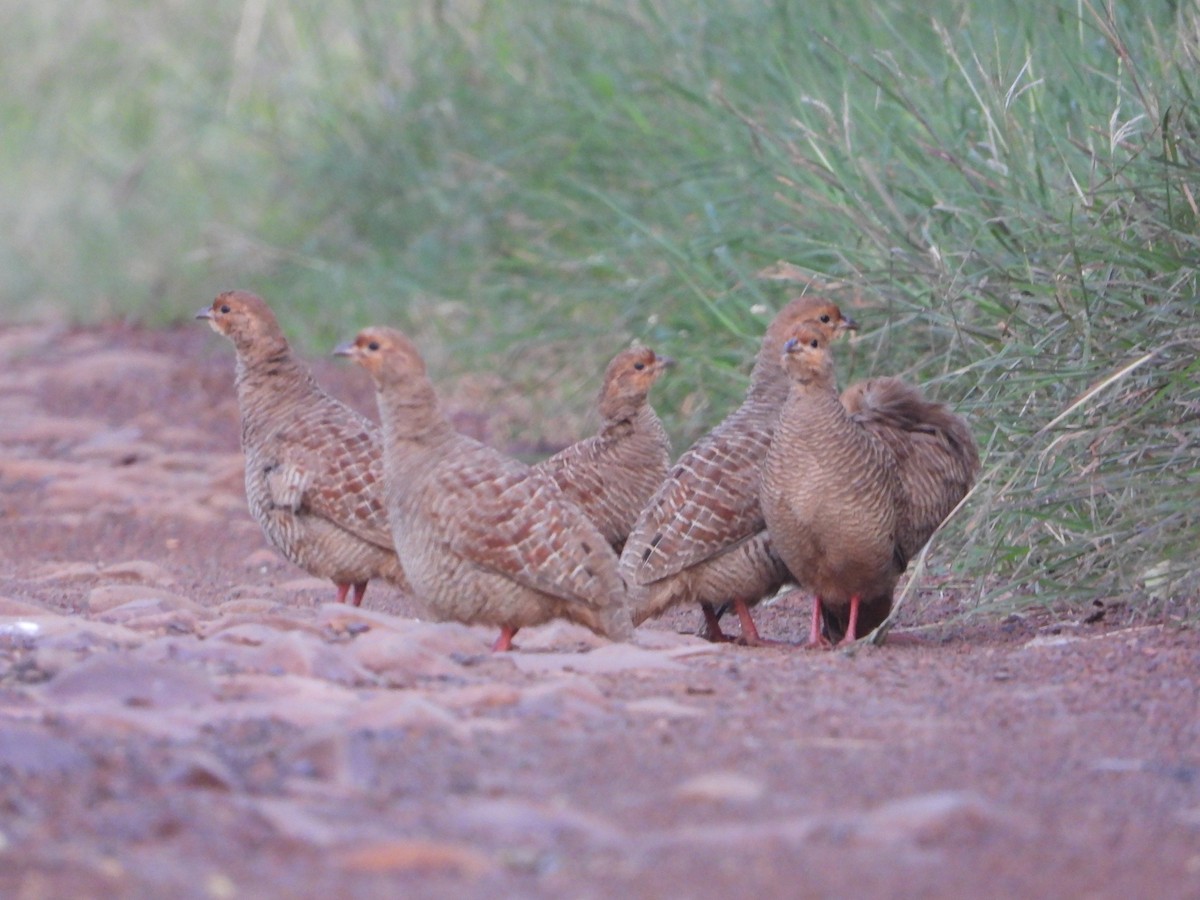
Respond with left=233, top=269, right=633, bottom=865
left=1, top=0, right=1196, bottom=616
left=712, top=1, right=1199, bottom=616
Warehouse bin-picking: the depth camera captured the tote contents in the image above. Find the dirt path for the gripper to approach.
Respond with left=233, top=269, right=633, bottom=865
left=1, top=323, right=1197, bottom=898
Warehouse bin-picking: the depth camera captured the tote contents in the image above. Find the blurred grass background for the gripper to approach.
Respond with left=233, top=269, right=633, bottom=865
left=2, top=0, right=1197, bottom=618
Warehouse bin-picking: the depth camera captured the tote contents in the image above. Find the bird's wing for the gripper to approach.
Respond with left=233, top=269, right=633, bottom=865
left=533, top=434, right=625, bottom=542
left=268, top=403, right=395, bottom=551
left=427, top=443, right=625, bottom=610
left=620, top=407, right=772, bottom=585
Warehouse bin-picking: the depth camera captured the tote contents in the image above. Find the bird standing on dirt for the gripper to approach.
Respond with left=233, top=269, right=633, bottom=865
left=619, top=296, right=858, bottom=644
left=197, top=290, right=409, bottom=607
left=535, top=347, right=674, bottom=553
left=335, top=326, right=634, bottom=652
left=759, top=323, right=979, bottom=646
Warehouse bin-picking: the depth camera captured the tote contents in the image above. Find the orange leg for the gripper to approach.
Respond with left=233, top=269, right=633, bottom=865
left=838, top=594, right=861, bottom=647
left=334, top=582, right=352, bottom=604
left=734, top=598, right=787, bottom=647
left=806, top=596, right=832, bottom=649
left=351, top=581, right=368, bottom=607
left=492, top=626, right=519, bottom=652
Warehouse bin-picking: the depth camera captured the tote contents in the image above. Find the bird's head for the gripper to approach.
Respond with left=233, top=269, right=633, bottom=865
left=780, top=322, right=836, bottom=386
left=765, top=295, right=856, bottom=350
left=598, top=346, right=675, bottom=420
left=195, top=290, right=284, bottom=347
left=756, top=296, right=856, bottom=385
left=333, top=326, right=427, bottom=384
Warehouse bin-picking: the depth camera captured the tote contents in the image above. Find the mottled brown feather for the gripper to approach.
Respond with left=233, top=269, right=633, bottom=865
left=198, top=290, right=409, bottom=604
left=535, top=347, right=673, bottom=551
left=339, top=327, right=633, bottom=645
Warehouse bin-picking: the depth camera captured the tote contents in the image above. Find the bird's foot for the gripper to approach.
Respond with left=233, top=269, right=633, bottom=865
left=699, top=603, right=736, bottom=643
left=733, top=597, right=785, bottom=647
left=736, top=634, right=792, bottom=648
left=491, top=626, right=518, bottom=652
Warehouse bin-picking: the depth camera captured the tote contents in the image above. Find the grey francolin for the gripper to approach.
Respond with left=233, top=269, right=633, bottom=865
left=535, top=346, right=674, bottom=553
left=760, top=323, right=979, bottom=646
left=619, top=296, right=857, bottom=644
left=336, top=327, right=633, bottom=652
left=197, top=290, right=408, bottom=607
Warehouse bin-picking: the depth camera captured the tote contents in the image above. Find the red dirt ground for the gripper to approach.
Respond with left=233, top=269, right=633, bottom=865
left=1, top=322, right=1197, bottom=898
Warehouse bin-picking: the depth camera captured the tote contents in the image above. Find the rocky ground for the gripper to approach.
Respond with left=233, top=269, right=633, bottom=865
left=1, top=322, right=1197, bottom=899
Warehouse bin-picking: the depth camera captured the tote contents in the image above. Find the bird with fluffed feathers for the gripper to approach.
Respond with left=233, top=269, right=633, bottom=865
left=759, top=322, right=979, bottom=646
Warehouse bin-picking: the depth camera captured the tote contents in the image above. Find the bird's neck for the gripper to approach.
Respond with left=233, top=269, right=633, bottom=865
left=599, top=392, right=636, bottom=423
left=374, top=378, right=455, bottom=450
left=780, top=378, right=858, bottom=450
left=233, top=346, right=321, bottom=422
left=746, top=364, right=792, bottom=407
left=599, top=400, right=654, bottom=436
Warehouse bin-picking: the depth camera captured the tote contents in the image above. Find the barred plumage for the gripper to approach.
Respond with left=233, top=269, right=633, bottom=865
left=841, top=377, right=980, bottom=564
left=618, top=296, right=857, bottom=643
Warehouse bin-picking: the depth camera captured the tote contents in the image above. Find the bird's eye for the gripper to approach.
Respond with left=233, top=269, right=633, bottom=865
left=220, top=305, right=231, bottom=314
left=633, top=362, right=645, bottom=370
left=819, top=314, right=830, bottom=323
left=809, top=339, right=819, bottom=348
left=367, top=341, right=380, bottom=351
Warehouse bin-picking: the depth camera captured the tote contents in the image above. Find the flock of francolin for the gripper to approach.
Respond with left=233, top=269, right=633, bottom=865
left=199, top=289, right=978, bottom=651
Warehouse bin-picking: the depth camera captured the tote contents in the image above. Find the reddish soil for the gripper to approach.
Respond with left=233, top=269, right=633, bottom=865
left=1, top=322, right=1197, bottom=899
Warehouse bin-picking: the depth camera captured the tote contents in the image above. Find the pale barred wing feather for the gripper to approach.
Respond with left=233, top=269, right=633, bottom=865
left=536, top=436, right=624, bottom=541
left=265, top=462, right=307, bottom=512
left=536, top=426, right=669, bottom=548
left=427, top=442, right=625, bottom=611
left=622, top=404, right=773, bottom=585
left=268, top=401, right=395, bottom=552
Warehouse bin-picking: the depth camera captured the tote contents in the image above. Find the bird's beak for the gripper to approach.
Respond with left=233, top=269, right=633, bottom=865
left=839, top=316, right=859, bottom=332
left=332, top=341, right=357, bottom=358
left=658, top=356, right=677, bottom=370
left=195, top=306, right=213, bottom=321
